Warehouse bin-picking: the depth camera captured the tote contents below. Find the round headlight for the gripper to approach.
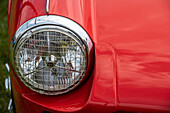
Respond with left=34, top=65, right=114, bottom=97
left=10, top=16, right=93, bottom=95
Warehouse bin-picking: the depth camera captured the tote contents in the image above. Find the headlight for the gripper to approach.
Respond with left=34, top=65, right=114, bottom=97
left=10, top=15, right=93, bottom=95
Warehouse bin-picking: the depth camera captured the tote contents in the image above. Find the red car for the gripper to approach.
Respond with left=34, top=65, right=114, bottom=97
left=8, top=0, right=170, bottom=113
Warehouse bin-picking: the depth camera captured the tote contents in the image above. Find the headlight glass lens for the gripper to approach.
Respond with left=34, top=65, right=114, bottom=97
left=15, top=29, right=87, bottom=94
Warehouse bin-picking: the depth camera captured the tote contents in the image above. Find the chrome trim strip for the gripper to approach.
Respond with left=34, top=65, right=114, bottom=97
left=46, top=0, right=49, bottom=14
left=8, top=99, right=13, bottom=112
left=5, top=63, right=10, bottom=72
left=5, top=63, right=11, bottom=91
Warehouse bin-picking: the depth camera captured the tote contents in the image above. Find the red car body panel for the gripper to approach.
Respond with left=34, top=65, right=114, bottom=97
left=8, top=0, right=170, bottom=113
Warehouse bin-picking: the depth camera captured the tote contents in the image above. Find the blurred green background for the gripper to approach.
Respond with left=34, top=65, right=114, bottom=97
left=0, top=0, right=11, bottom=113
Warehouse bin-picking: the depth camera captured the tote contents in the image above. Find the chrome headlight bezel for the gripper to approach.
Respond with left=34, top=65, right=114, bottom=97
left=10, top=15, right=93, bottom=95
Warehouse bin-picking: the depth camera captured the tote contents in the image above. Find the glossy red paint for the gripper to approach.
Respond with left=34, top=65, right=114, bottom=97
left=94, top=0, right=170, bottom=112
left=8, top=0, right=47, bottom=39
left=8, top=0, right=170, bottom=113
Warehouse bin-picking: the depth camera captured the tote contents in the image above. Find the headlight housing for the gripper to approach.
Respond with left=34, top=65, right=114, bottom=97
left=10, top=15, right=93, bottom=95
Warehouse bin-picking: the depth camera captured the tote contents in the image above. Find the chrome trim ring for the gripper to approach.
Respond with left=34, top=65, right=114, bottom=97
left=10, top=15, right=93, bottom=95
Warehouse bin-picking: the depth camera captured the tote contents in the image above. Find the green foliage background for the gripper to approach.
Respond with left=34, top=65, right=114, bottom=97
left=0, top=0, right=11, bottom=112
